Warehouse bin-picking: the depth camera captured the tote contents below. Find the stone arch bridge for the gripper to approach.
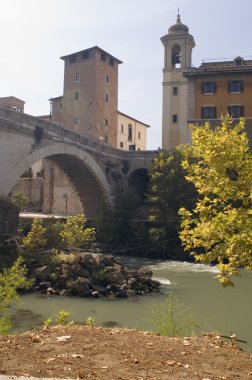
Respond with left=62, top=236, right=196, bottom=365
left=0, top=108, right=157, bottom=217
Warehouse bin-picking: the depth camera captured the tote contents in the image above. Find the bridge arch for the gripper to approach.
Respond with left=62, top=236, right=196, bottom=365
left=6, top=143, right=113, bottom=217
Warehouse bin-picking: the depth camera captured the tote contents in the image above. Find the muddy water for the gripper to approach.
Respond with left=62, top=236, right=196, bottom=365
left=15, top=257, right=252, bottom=352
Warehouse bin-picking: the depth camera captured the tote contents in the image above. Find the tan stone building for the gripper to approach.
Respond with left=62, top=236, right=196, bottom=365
left=50, top=46, right=149, bottom=150
left=0, top=96, right=25, bottom=113
left=117, top=111, right=150, bottom=151
left=161, top=14, right=252, bottom=149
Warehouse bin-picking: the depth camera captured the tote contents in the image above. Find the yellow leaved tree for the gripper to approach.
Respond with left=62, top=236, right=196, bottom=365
left=179, top=116, right=252, bottom=286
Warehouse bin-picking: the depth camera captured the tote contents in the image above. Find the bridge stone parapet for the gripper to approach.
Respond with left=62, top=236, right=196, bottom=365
left=0, top=108, right=158, bottom=217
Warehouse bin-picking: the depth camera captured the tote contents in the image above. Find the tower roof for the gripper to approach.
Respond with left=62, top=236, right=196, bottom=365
left=168, top=12, right=189, bottom=35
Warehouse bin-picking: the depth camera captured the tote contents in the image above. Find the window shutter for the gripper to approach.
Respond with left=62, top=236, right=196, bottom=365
left=213, top=82, right=217, bottom=93
left=213, top=107, right=217, bottom=119
left=228, top=106, right=231, bottom=116
left=240, top=81, right=244, bottom=92
left=228, top=81, right=231, bottom=92
left=201, top=83, right=205, bottom=93
left=240, top=105, right=244, bottom=117
left=201, top=107, right=204, bottom=119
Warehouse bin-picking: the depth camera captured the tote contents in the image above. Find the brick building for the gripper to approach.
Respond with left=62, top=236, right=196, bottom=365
left=50, top=46, right=149, bottom=151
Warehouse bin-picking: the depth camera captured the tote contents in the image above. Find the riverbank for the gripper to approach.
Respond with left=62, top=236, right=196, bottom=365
left=0, top=325, right=251, bottom=379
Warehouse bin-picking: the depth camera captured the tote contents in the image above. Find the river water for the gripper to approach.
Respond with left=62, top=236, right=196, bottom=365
left=15, top=256, right=252, bottom=352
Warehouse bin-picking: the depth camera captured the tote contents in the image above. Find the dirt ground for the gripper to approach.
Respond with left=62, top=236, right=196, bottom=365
left=0, top=325, right=251, bottom=380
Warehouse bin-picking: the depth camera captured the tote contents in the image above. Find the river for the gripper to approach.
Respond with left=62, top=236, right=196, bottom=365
left=14, top=256, right=252, bottom=352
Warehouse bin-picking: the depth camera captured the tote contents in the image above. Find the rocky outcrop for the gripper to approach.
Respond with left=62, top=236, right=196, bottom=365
left=31, top=253, right=161, bottom=298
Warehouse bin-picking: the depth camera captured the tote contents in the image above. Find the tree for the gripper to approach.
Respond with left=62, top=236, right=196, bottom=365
left=148, top=147, right=197, bottom=257
left=60, top=214, right=95, bottom=250
left=179, top=117, right=252, bottom=286
left=10, top=191, right=29, bottom=211
left=0, top=257, right=31, bottom=333
left=96, top=189, right=143, bottom=247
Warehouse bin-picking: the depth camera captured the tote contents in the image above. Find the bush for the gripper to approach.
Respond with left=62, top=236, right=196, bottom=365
left=60, top=215, right=95, bottom=249
left=21, top=219, right=47, bottom=251
left=0, top=257, right=32, bottom=334
left=150, top=292, right=196, bottom=337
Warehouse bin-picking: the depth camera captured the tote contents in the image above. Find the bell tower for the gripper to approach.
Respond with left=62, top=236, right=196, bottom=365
left=161, top=13, right=195, bottom=149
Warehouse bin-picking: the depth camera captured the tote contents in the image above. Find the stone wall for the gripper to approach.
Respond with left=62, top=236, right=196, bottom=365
left=0, top=199, right=19, bottom=242
left=11, top=178, right=44, bottom=212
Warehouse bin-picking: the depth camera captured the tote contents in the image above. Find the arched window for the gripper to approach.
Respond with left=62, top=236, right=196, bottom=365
left=172, top=44, right=181, bottom=68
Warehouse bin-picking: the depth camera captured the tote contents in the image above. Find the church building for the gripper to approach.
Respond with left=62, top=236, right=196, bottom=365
left=161, top=14, right=252, bottom=149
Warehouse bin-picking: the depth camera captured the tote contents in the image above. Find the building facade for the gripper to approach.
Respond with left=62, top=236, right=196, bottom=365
left=50, top=46, right=149, bottom=151
left=0, top=96, right=25, bottom=113
left=161, top=14, right=252, bottom=149
left=117, top=111, right=150, bottom=151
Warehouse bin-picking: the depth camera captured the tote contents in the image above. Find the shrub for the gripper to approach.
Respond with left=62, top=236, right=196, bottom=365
left=60, top=214, right=95, bottom=249
left=151, top=292, right=196, bottom=337
left=21, top=219, right=47, bottom=250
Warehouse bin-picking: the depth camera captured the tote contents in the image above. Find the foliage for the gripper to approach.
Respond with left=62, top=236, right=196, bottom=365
left=179, top=117, right=252, bottom=286
left=148, top=147, right=197, bottom=256
left=21, top=219, right=47, bottom=251
left=60, top=215, right=95, bottom=249
left=56, top=310, right=70, bottom=325
left=150, top=292, right=196, bottom=337
left=85, top=316, right=95, bottom=327
left=0, top=257, right=31, bottom=334
left=44, top=219, right=64, bottom=249
left=43, top=317, right=52, bottom=327
left=10, top=191, right=29, bottom=210
left=96, top=190, right=148, bottom=250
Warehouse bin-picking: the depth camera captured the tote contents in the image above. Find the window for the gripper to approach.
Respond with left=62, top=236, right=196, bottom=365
left=121, top=124, right=124, bottom=133
left=173, top=86, right=178, bottom=95
left=74, top=117, right=79, bottom=125
left=120, top=142, right=123, bottom=148
left=104, top=135, right=108, bottom=143
left=228, top=80, right=244, bottom=93
left=82, top=50, right=89, bottom=60
left=105, top=119, right=108, bottom=126
left=128, top=124, right=133, bottom=141
left=101, top=52, right=106, bottom=61
left=75, top=73, right=80, bottom=82
left=70, top=54, right=77, bottom=64
left=228, top=105, right=244, bottom=118
left=109, top=57, right=114, bottom=66
left=138, top=131, right=141, bottom=139
left=105, top=93, right=109, bottom=103
left=201, top=82, right=217, bottom=94
left=201, top=106, right=217, bottom=119
left=105, top=74, right=109, bottom=83
left=74, top=91, right=79, bottom=101
left=172, top=114, right=178, bottom=123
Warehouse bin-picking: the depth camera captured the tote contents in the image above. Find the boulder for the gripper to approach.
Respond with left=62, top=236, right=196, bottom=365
left=69, top=277, right=91, bottom=295
left=33, top=265, right=53, bottom=281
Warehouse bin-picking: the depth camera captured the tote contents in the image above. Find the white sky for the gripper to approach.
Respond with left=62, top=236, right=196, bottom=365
left=1, top=0, right=252, bottom=149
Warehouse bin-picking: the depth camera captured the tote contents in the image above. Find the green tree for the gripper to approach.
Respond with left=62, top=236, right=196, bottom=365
left=148, top=147, right=197, bottom=257
left=60, top=214, right=95, bottom=249
left=179, top=117, right=252, bottom=286
left=21, top=219, right=47, bottom=251
left=10, top=191, right=29, bottom=210
left=0, top=257, right=31, bottom=333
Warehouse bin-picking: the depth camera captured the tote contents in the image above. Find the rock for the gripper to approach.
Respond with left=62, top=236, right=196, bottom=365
left=74, top=264, right=90, bottom=278
left=33, top=265, right=53, bottom=281
left=46, top=287, right=55, bottom=295
left=61, top=264, right=73, bottom=276
left=69, top=277, right=91, bottom=295
left=136, top=268, right=153, bottom=278
left=38, top=281, right=51, bottom=291
left=91, top=291, right=99, bottom=298
left=98, top=255, right=121, bottom=267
